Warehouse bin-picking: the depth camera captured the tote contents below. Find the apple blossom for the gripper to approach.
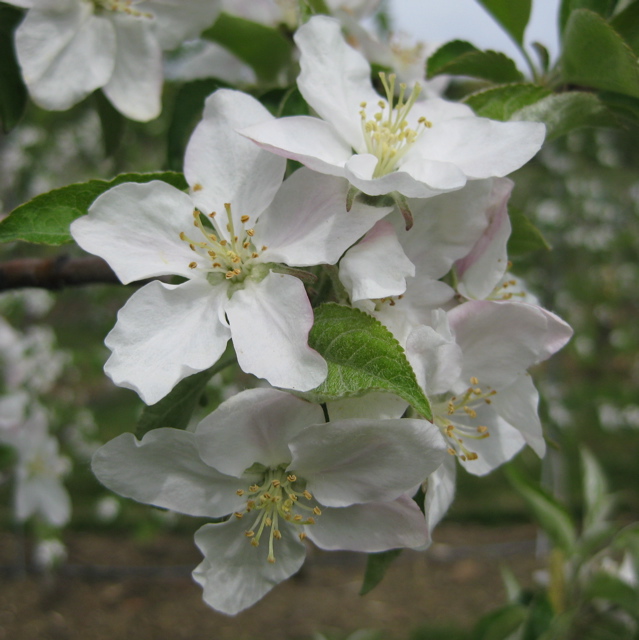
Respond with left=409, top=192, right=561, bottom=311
left=6, top=0, right=221, bottom=120
left=92, top=387, right=447, bottom=614
left=241, top=16, right=546, bottom=199
left=71, top=90, right=392, bottom=404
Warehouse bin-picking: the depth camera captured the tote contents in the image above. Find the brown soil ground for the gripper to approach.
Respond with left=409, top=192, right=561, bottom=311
left=0, top=523, right=541, bottom=640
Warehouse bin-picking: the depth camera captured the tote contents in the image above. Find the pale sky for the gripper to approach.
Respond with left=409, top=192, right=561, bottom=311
left=389, top=0, right=561, bottom=75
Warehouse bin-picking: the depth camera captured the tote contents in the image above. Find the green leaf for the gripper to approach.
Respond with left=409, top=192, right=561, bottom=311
left=581, top=447, right=613, bottom=531
left=610, top=1, right=639, bottom=56
left=560, top=0, right=617, bottom=35
left=428, top=40, right=523, bottom=83
left=305, top=304, right=432, bottom=421
left=202, top=13, right=293, bottom=83
left=510, top=91, right=613, bottom=140
left=136, top=357, right=235, bottom=437
left=0, top=172, right=188, bottom=245
left=427, top=40, right=479, bottom=77
left=507, top=207, right=551, bottom=255
left=584, top=572, right=639, bottom=617
left=0, top=3, right=27, bottom=132
left=475, top=0, right=532, bottom=45
left=465, top=83, right=551, bottom=121
left=562, top=9, right=639, bottom=98
left=359, top=549, right=402, bottom=596
left=505, top=464, right=577, bottom=553
left=472, top=603, right=527, bottom=640
left=599, top=90, right=639, bottom=125
left=531, top=42, right=551, bottom=72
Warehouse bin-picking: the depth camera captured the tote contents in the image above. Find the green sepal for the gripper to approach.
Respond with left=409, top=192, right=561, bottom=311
left=508, top=207, right=551, bottom=256
left=359, top=549, right=402, bottom=596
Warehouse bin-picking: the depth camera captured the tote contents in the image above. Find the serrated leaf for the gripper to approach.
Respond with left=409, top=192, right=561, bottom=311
left=305, top=304, right=432, bottom=420
left=465, top=83, right=551, bottom=121
left=427, top=40, right=478, bottom=78
left=476, top=0, right=532, bottom=45
left=0, top=172, right=188, bottom=245
left=610, top=0, right=639, bottom=55
left=510, top=91, right=613, bottom=140
left=473, top=603, right=527, bottom=640
left=562, top=9, right=639, bottom=98
left=560, top=0, right=617, bottom=35
left=505, top=465, right=577, bottom=553
left=136, top=357, right=234, bottom=437
left=428, top=41, right=523, bottom=83
left=508, top=207, right=551, bottom=255
left=581, top=447, right=613, bottom=531
left=202, top=13, right=293, bottom=83
left=0, top=4, right=27, bottom=132
left=359, top=549, right=402, bottom=596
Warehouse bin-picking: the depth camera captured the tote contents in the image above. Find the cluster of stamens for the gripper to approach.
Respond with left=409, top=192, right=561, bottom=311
left=94, top=0, right=153, bottom=18
left=434, top=376, right=496, bottom=462
left=234, top=467, right=320, bottom=564
left=179, top=203, right=267, bottom=282
left=359, top=73, right=431, bottom=178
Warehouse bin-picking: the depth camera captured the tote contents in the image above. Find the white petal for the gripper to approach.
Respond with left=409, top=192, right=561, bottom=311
left=226, top=273, right=327, bottom=391
left=423, top=455, right=456, bottom=531
left=71, top=181, right=200, bottom=283
left=295, top=15, right=379, bottom=151
left=104, top=279, right=230, bottom=405
left=193, top=518, right=306, bottom=615
left=102, top=15, right=162, bottom=121
left=455, top=178, right=514, bottom=300
left=305, top=494, right=429, bottom=552
left=184, top=89, right=286, bottom=224
left=195, top=388, right=324, bottom=478
left=241, top=116, right=353, bottom=177
left=339, top=220, right=415, bottom=302
left=258, top=169, right=391, bottom=267
left=16, top=2, right=115, bottom=110
left=92, top=430, right=244, bottom=517
left=289, top=419, right=446, bottom=506
left=16, top=477, right=71, bottom=526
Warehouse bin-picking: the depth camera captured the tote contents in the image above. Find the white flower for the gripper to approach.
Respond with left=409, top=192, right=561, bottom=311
left=406, top=301, right=573, bottom=475
left=91, top=387, right=446, bottom=614
left=71, top=90, right=391, bottom=404
left=242, top=16, right=545, bottom=198
left=6, top=0, right=221, bottom=120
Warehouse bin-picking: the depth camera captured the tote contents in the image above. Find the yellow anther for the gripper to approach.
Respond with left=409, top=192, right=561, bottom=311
left=447, top=447, right=456, bottom=456
left=470, top=376, right=479, bottom=385
left=299, top=532, right=307, bottom=541
left=188, top=262, right=197, bottom=269
left=307, top=517, right=316, bottom=525
left=271, top=480, right=281, bottom=488
left=234, top=512, right=243, bottom=519
left=466, top=452, right=479, bottom=461
left=477, top=426, right=488, bottom=434
left=236, top=489, right=245, bottom=496
left=273, top=530, right=282, bottom=540
left=287, top=474, right=297, bottom=482
left=192, top=183, right=203, bottom=191
left=240, top=215, right=250, bottom=223
left=251, top=539, right=259, bottom=547
left=303, top=490, right=312, bottom=500
left=293, top=515, right=303, bottom=522
left=267, top=555, right=275, bottom=563
left=313, top=506, right=322, bottom=516
left=245, top=530, right=255, bottom=538
left=246, top=228, right=255, bottom=237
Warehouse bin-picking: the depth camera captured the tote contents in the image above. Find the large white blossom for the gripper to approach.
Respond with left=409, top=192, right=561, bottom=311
left=242, top=15, right=545, bottom=199
left=6, top=0, right=221, bottom=120
left=92, top=387, right=446, bottom=614
left=71, top=90, right=391, bottom=404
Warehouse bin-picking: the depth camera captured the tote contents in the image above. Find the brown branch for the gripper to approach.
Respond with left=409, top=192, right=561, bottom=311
left=0, top=256, right=121, bottom=290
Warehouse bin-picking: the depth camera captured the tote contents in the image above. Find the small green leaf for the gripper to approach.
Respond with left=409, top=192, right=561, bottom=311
left=531, top=42, right=550, bottom=72
left=202, top=13, right=293, bottom=83
left=510, top=91, right=613, bottom=140
left=0, top=4, right=27, bottom=132
left=505, top=464, right=577, bottom=553
left=305, top=304, right=432, bottom=420
left=610, top=0, right=639, bottom=55
left=475, top=0, right=532, bottom=45
left=560, top=0, right=616, bottom=35
left=508, top=207, right=551, bottom=256
left=584, top=572, right=639, bottom=617
left=465, top=83, right=551, bottom=121
left=472, top=603, right=527, bottom=640
left=0, top=172, right=188, bottom=245
left=136, top=357, right=234, bottom=437
left=562, top=9, right=639, bottom=98
left=359, top=549, right=402, bottom=596
left=428, top=40, right=523, bottom=83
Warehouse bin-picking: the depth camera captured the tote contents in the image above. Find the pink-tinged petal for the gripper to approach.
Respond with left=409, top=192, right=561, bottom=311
left=258, top=169, right=391, bottom=267
left=326, top=392, right=409, bottom=421
left=226, top=273, right=327, bottom=391
left=447, top=300, right=572, bottom=390
left=423, top=455, right=456, bottom=532
left=491, top=375, right=545, bottom=457
left=455, top=178, right=514, bottom=300
left=339, top=220, right=415, bottom=302
left=92, top=430, right=244, bottom=517
left=184, top=90, right=286, bottom=224
left=295, top=15, right=379, bottom=151
left=413, top=117, right=545, bottom=179
left=71, top=181, right=200, bottom=283
left=16, top=2, right=115, bottom=110
left=240, top=116, right=352, bottom=177
left=289, top=419, right=446, bottom=507
left=193, top=518, right=306, bottom=616
left=305, top=494, right=429, bottom=552
left=102, top=15, right=162, bottom=122
left=104, top=279, right=230, bottom=405
left=345, top=153, right=464, bottom=198
left=195, top=388, right=324, bottom=478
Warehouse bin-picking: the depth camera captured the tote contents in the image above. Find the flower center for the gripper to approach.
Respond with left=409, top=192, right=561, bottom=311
left=432, top=376, right=496, bottom=462
left=92, top=0, right=152, bottom=17
left=233, top=465, right=320, bottom=563
left=359, top=73, right=431, bottom=178
left=179, top=203, right=268, bottom=284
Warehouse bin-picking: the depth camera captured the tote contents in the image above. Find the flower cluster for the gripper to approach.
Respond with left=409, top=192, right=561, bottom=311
left=64, top=14, right=572, bottom=616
